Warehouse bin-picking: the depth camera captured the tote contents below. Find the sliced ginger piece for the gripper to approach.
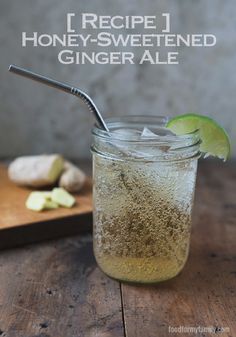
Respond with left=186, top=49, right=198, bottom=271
left=44, top=200, right=59, bottom=209
left=51, top=188, right=76, bottom=208
left=26, top=192, right=48, bottom=212
left=40, top=191, right=52, bottom=200
left=26, top=191, right=59, bottom=212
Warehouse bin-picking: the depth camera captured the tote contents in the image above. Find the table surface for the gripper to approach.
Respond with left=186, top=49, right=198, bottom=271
left=0, top=160, right=235, bottom=337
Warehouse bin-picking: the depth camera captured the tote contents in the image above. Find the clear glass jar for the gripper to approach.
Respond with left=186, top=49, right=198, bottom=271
left=91, top=116, right=200, bottom=283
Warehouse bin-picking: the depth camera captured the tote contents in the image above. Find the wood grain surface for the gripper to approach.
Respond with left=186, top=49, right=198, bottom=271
left=0, top=165, right=93, bottom=249
left=0, top=160, right=235, bottom=337
left=0, top=236, right=124, bottom=337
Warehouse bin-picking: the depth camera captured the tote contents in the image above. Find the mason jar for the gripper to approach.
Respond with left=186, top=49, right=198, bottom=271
left=91, top=116, right=200, bottom=283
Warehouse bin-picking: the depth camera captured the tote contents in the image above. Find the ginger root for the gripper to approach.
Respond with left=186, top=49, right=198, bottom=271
left=59, top=161, right=86, bottom=193
left=8, top=154, right=64, bottom=187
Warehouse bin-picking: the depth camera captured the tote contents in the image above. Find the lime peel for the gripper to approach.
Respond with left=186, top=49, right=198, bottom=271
left=166, top=113, right=231, bottom=161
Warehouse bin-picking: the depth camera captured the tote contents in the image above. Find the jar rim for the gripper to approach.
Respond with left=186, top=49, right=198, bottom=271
left=91, top=116, right=201, bottom=162
left=92, top=115, right=200, bottom=148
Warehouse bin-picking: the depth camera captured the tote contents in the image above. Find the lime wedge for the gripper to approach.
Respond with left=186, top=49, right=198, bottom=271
left=166, top=113, right=231, bottom=160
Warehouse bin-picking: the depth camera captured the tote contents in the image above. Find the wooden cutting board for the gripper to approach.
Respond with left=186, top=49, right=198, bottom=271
left=0, top=164, right=93, bottom=249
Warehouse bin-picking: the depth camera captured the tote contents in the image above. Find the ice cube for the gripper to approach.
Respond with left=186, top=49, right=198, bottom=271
left=139, top=127, right=173, bottom=156
left=141, top=127, right=175, bottom=138
left=141, top=127, right=159, bottom=138
left=110, top=127, right=169, bottom=159
left=112, top=128, right=141, bottom=140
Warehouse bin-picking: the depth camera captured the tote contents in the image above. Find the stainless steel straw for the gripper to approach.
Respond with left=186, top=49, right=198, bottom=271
left=8, top=64, right=109, bottom=132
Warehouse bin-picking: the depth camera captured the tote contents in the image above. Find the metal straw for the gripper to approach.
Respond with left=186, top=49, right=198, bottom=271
left=8, top=64, right=109, bottom=132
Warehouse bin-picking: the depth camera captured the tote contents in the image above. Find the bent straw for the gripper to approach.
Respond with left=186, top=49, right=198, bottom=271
left=8, top=64, right=109, bottom=132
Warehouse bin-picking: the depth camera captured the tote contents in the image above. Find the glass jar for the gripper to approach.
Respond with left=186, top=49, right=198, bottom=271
left=91, top=116, right=200, bottom=283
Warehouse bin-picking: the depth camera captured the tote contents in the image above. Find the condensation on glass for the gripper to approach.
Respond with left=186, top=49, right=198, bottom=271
left=91, top=116, right=200, bottom=283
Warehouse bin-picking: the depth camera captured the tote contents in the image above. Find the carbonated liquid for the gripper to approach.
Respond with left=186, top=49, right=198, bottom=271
left=93, top=155, right=197, bottom=283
